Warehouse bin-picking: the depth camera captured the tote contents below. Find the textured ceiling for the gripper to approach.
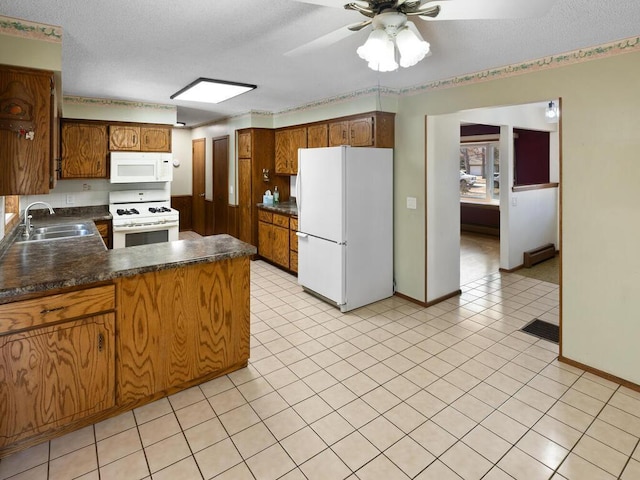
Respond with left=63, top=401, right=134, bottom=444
left=1, top=0, right=638, bottom=126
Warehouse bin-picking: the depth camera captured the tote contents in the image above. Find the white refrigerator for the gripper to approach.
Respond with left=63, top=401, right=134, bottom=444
left=297, top=146, right=393, bottom=312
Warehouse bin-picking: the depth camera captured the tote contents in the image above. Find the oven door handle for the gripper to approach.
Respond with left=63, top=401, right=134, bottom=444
left=113, top=220, right=179, bottom=232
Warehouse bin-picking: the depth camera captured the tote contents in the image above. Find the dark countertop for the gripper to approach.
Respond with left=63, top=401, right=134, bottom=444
left=0, top=208, right=256, bottom=303
left=257, top=200, right=298, bottom=216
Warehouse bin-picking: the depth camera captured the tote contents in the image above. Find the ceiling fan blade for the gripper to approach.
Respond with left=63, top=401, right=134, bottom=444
left=291, top=0, right=368, bottom=8
left=284, top=24, right=361, bottom=57
left=348, top=19, right=373, bottom=31
left=419, top=0, right=556, bottom=20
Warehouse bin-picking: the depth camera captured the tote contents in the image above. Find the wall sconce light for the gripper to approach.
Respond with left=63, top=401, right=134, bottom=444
left=262, top=168, right=270, bottom=182
left=545, top=101, right=559, bottom=123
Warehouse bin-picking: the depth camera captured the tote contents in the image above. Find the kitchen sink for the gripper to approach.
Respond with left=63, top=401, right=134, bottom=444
left=18, top=223, right=95, bottom=243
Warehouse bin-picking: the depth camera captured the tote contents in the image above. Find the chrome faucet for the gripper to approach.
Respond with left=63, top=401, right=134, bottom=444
left=23, top=201, right=55, bottom=237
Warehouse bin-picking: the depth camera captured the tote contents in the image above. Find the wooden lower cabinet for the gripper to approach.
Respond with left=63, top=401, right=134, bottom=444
left=0, top=285, right=116, bottom=450
left=116, top=258, right=250, bottom=404
left=258, top=210, right=290, bottom=269
left=290, top=217, right=298, bottom=273
left=258, top=208, right=299, bottom=273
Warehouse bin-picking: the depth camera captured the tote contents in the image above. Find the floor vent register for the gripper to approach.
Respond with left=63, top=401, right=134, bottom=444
left=520, top=319, right=559, bottom=344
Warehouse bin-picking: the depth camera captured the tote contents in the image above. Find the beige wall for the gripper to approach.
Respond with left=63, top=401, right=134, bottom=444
left=393, top=50, right=640, bottom=384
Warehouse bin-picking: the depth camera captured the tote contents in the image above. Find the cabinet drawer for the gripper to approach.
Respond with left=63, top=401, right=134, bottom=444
left=258, top=210, right=273, bottom=223
left=273, top=213, right=289, bottom=228
left=0, top=285, right=116, bottom=334
left=290, top=217, right=298, bottom=231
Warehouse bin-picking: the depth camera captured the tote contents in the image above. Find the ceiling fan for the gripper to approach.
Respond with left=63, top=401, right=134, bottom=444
left=287, top=0, right=556, bottom=71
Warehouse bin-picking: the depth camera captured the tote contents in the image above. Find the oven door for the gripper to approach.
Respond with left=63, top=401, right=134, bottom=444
left=112, top=221, right=179, bottom=249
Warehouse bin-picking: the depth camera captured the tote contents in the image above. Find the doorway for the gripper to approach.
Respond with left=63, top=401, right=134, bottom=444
left=212, top=135, right=229, bottom=235
left=192, top=138, right=206, bottom=235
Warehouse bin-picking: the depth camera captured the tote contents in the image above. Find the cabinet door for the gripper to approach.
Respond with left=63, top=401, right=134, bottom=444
left=274, top=130, right=290, bottom=174
left=238, top=132, right=252, bottom=158
left=141, top=127, right=171, bottom=152
left=61, top=123, right=108, bottom=178
left=328, top=121, right=349, bottom=147
left=307, top=124, right=328, bottom=148
left=0, top=314, right=115, bottom=447
left=109, top=125, right=141, bottom=151
left=289, top=127, right=307, bottom=174
left=258, top=221, right=273, bottom=261
left=238, top=158, right=252, bottom=243
left=0, top=66, right=52, bottom=195
left=272, top=225, right=290, bottom=268
left=349, top=117, right=374, bottom=147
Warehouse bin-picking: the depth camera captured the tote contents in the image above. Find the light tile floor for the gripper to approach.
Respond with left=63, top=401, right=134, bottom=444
left=1, top=260, right=639, bottom=480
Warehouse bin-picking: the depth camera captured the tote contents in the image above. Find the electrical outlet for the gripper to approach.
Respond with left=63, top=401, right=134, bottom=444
left=406, top=197, right=417, bottom=210
left=82, top=183, right=91, bottom=191
left=66, top=194, right=75, bottom=204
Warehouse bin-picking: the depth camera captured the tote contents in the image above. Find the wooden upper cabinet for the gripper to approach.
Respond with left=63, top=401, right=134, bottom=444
left=328, top=121, right=349, bottom=147
left=238, top=131, right=252, bottom=158
left=140, top=127, right=171, bottom=152
left=349, top=116, right=374, bottom=147
left=61, top=122, right=108, bottom=178
left=109, top=125, right=140, bottom=151
left=0, top=65, right=53, bottom=195
left=307, top=124, right=328, bottom=148
left=109, top=124, right=172, bottom=152
left=275, top=127, right=306, bottom=175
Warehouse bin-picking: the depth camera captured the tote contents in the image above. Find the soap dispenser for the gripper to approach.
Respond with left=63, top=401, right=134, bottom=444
left=274, top=186, right=280, bottom=204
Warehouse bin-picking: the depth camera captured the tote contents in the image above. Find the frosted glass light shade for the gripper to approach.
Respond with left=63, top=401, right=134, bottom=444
left=357, top=28, right=398, bottom=72
left=396, top=25, right=430, bottom=68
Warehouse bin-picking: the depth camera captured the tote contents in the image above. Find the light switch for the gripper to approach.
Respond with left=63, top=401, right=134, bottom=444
left=229, top=185, right=234, bottom=194
left=512, top=197, right=517, bottom=206
left=406, top=197, right=417, bottom=210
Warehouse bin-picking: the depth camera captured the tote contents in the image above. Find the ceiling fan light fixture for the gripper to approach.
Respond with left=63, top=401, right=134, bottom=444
left=396, top=24, right=430, bottom=68
left=170, top=78, right=256, bottom=104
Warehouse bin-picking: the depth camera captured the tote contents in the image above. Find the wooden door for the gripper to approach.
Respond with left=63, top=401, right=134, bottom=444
left=274, top=130, right=290, bottom=174
left=237, top=132, right=252, bottom=158
left=307, top=124, right=328, bottom=148
left=328, top=121, right=349, bottom=146
left=289, top=128, right=307, bottom=174
left=192, top=138, right=206, bottom=235
left=258, top=222, right=273, bottom=260
left=0, top=66, right=52, bottom=195
left=0, top=314, right=115, bottom=446
left=109, top=125, right=140, bottom=151
left=61, top=122, right=108, bottom=178
left=212, top=136, right=229, bottom=235
left=238, top=158, right=252, bottom=243
left=141, top=127, right=171, bottom=152
left=272, top=225, right=290, bottom=268
left=349, top=117, right=374, bottom=146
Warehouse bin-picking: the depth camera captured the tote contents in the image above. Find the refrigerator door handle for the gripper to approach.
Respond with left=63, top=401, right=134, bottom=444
left=297, top=159, right=302, bottom=213
left=296, top=232, right=308, bottom=238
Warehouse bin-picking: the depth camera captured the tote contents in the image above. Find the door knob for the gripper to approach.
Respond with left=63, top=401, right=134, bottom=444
left=199, top=193, right=205, bottom=197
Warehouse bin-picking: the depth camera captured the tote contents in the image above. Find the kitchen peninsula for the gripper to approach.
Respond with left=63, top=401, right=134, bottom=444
left=0, top=218, right=255, bottom=457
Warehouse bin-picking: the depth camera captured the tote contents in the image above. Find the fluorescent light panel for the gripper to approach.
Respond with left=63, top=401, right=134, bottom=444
left=170, top=78, right=256, bottom=104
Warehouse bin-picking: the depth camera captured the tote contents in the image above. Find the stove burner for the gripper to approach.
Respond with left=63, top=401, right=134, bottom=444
left=116, top=208, right=139, bottom=216
left=149, top=207, right=172, bottom=213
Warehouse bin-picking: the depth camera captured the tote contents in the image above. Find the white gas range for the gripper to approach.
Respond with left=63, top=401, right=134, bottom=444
left=109, top=190, right=180, bottom=249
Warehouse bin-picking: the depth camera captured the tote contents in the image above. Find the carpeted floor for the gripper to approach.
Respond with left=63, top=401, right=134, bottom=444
left=516, top=255, right=559, bottom=285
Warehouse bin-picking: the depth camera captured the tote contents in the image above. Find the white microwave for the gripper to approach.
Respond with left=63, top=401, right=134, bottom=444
left=110, top=152, right=173, bottom=183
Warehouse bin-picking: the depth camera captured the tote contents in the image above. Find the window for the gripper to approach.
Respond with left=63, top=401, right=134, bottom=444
left=460, top=142, right=500, bottom=203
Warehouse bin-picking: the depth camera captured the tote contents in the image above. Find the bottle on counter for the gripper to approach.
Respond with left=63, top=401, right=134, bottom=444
left=274, top=186, right=280, bottom=204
